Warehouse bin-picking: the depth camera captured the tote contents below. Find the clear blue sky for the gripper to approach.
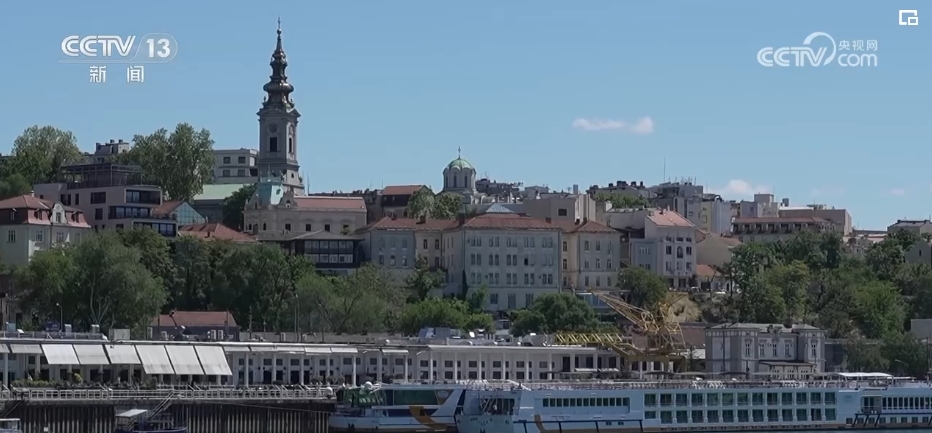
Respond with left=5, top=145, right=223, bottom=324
left=0, top=1, right=928, bottom=229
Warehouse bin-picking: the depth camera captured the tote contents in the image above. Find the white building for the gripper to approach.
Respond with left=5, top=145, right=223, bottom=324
left=705, top=323, right=826, bottom=379
left=0, top=194, right=90, bottom=268
left=245, top=176, right=368, bottom=236
left=624, top=209, right=698, bottom=289
left=212, top=148, right=258, bottom=185
left=555, top=220, right=621, bottom=291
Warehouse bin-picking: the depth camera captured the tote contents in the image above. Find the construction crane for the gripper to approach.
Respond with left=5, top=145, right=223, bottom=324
left=555, top=291, right=689, bottom=366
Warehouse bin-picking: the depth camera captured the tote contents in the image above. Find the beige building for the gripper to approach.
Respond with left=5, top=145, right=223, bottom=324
left=523, top=187, right=597, bottom=225
left=212, top=148, right=258, bottom=185
left=33, top=163, right=177, bottom=236
left=732, top=217, right=834, bottom=243
left=628, top=210, right=698, bottom=289
left=705, top=323, right=826, bottom=379
left=696, top=231, right=742, bottom=269
left=555, top=220, right=620, bottom=291
left=359, top=213, right=563, bottom=311
left=0, top=194, right=91, bottom=268
left=244, top=189, right=367, bottom=236
left=779, top=204, right=852, bottom=235
left=85, top=139, right=131, bottom=164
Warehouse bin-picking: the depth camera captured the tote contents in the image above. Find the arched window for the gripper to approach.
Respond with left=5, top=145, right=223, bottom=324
left=676, top=246, right=684, bottom=259
left=262, top=223, right=267, bottom=231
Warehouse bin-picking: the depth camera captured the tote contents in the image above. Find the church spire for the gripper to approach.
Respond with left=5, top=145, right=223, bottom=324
left=262, top=18, right=294, bottom=110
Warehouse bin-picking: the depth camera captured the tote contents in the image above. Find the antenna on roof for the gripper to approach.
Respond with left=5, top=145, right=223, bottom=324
left=662, top=158, right=667, bottom=182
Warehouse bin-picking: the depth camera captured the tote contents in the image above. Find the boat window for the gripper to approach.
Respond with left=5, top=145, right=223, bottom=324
left=392, top=390, right=439, bottom=406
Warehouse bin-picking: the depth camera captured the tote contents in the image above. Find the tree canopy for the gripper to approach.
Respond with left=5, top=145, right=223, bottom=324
left=510, top=293, right=604, bottom=337
left=617, top=266, right=667, bottom=311
left=593, top=192, right=649, bottom=209
left=124, top=123, right=215, bottom=201
left=715, top=229, right=930, bottom=376
left=222, top=184, right=258, bottom=231
left=6, top=126, right=85, bottom=185
left=405, top=187, right=462, bottom=219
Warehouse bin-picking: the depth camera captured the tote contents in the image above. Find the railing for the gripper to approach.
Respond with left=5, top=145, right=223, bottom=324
left=464, top=379, right=932, bottom=392
left=0, top=386, right=334, bottom=401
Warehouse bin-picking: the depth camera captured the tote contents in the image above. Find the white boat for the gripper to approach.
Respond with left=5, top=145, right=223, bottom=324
left=329, top=381, right=468, bottom=433
left=0, top=419, right=21, bottom=433
left=455, top=373, right=932, bottom=433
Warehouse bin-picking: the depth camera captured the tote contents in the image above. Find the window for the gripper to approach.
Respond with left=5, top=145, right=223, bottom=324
left=562, top=259, right=567, bottom=270
left=562, top=241, right=567, bottom=252
left=423, top=239, right=428, bottom=249
left=238, top=156, right=246, bottom=164
left=343, top=224, right=350, bottom=231
left=595, top=241, right=601, bottom=251
left=288, top=137, right=294, bottom=154
left=223, top=156, right=231, bottom=164
left=74, top=194, right=80, bottom=206
left=95, top=208, right=103, bottom=220
left=434, top=239, right=440, bottom=249
left=269, top=136, right=279, bottom=152
left=305, top=224, right=312, bottom=231
left=324, top=224, right=331, bottom=232
left=584, top=241, right=590, bottom=251
left=222, top=169, right=230, bottom=177
left=56, top=231, right=65, bottom=243
left=558, top=208, right=568, bottom=216
left=237, top=169, right=246, bottom=177
left=7, top=231, right=15, bottom=243
left=35, top=231, right=43, bottom=243
left=285, top=223, right=291, bottom=231
left=90, top=192, right=106, bottom=204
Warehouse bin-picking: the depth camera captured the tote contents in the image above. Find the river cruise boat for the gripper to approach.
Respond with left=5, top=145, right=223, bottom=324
left=456, top=373, right=932, bottom=433
left=329, top=381, right=468, bottom=432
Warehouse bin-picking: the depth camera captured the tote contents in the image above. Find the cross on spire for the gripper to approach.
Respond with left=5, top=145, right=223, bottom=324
left=277, top=16, right=281, bottom=33
left=457, top=146, right=462, bottom=158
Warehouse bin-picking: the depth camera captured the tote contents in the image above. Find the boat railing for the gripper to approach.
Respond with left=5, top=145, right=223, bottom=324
left=4, top=386, right=334, bottom=401
left=466, top=379, right=924, bottom=391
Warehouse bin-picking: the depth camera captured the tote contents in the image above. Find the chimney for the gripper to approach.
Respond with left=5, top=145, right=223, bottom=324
left=418, top=214, right=427, bottom=224
left=458, top=213, right=466, bottom=225
left=110, top=139, right=115, bottom=144
left=639, top=181, right=644, bottom=187
left=390, top=213, right=398, bottom=220
left=545, top=217, right=552, bottom=223
left=572, top=184, right=579, bottom=195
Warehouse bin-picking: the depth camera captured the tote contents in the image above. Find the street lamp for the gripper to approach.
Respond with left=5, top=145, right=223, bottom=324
left=54, top=303, right=63, bottom=332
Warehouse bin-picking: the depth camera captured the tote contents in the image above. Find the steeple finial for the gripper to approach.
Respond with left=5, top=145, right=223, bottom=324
left=262, top=19, right=294, bottom=110
left=457, top=146, right=462, bottom=158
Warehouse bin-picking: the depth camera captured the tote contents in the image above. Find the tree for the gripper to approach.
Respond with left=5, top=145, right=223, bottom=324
left=294, top=264, right=405, bottom=335
left=0, top=173, right=33, bottom=200
left=15, top=232, right=166, bottom=333
left=117, top=227, right=173, bottom=290
left=510, top=293, right=601, bottom=337
left=129, top=123, right=215, bottom=201
left=398, top=297, right=494, bottom=335
left=169, top=235, right=230, bottom=310
left=617, top=267, right=667, bottom=311
left=593, top=192, right=649, bottom=209
left=222, top=184, right=257, bottom=231
left=6, top=126, right=84, bottom=184
left=404, top=256, right=444, bottom=303
left=761, top=261, right=810, bottom=323
left=404, top=187, right=462, bottom=219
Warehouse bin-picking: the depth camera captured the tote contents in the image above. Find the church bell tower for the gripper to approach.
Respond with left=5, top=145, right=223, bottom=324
left=257, top=19, right=305, bottom=193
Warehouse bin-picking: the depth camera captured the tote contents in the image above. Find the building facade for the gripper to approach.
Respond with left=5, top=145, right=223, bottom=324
left=629, top=209, right=698, bottom=289
left=244, top=177, right=368, bottom=237
left=0, top=195, right=91, bottom=268
left=259, top=230, right=365, bottom=275
left=212, top=148, right=258, bottom=185
left=732, top=217, right=834, bottom=243
left=85, top=139, right=131, bottom=164
left=32, top=163, right=177, bottom=237
left=557, top=220, right=620, bottom=291
left=705, top=323, right=826, bottom=379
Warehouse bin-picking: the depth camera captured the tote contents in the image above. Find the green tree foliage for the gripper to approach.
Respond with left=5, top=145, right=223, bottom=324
left=16, top=231, right=166, bottom=333
left=616, top=267, right=667, bottom=311
left=404, top=187, right=462, bottom=219
left=398, top=291, right=495, bottom=335
left=127, top=123, right=215, bottom=201
left=222, top=184, right=258, bottom=231
left=0, top=173, right=33, bottom=200
left=593, top=192, right=649, bottom=209
left=510, top=293, right=602, bottom=337
left=295, top=264, right=407, bottom=335
left=6, top=126, right=85, bottom=184
left=721, top=228, right=931, bottom=375
left=404, top=256, right=445, bottom=303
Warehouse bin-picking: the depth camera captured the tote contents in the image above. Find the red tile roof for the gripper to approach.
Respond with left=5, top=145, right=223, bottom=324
left=292, top=196, right=366, bottom=211
left=364, top=217, right=458, bottom=232
left=152, top=200, right=184, bottom=217
left=0, top=195, right=50, bottom=210
left=382, top=185, right=425, bottom=196
left=462, top=213, right=557, bottom=230
left=647, top=209, right=695, bottom=228
left=555, top=220, right=617, bottom=234
left=0, top=194, right=89, bottom=227
left=179, top=223, right=257, bottom=242
left=149, top=310, right=238, bottom=328
left=696, top=264, right=720, bottom=278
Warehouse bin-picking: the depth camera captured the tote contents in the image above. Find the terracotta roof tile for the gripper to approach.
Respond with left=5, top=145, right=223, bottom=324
left=696, top=264, right=720, bottom=278
left=463, top=214, right=557, bottom=230
left=556, top=219, right=617, bottom=234
left=293, top=196, right=366, bottom=211
left=647, top=209, right=695, bottom=228
left=365, top=217, right=458, bottom=232
left=152, top=200, right=184, bottom=217
left=0, top=195, right=52, bottom=210
left=179, top=223, right=257, bottom=242
left=381, top=185, right=425, bottom=196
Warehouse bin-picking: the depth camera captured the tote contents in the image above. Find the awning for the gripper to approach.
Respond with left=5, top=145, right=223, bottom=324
left=221, top=345, right=252, bottom=353
left=9, top=344, right=42, bottom=354
left=72, top=345, right=110, bottom=365
left=0, top=344, right=9, bottom=354
left=382, top=349, right=408, bottom=355
left=116, top=409, right=148, bottom=419
left=165, top=346, right=204, bottom=375
left=195, top=346, right=232, bottom=376
left=42, top=344, right=79, bottom=365
left=330, top=347, right=358, bottom=354
left=305, top=347, right=331, bottom=355
left=135, top=345, right=174, bottom=375
left=248, top=345, right=280, bottom=353
left=104, top=345, right=140, bottom=364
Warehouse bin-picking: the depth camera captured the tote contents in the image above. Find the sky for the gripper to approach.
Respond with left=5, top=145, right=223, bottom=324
left=0, top=1, right=929, bottom=229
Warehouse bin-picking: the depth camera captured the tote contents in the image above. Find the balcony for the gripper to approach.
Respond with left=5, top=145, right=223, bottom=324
left=58, top=163, right=159, bottom=190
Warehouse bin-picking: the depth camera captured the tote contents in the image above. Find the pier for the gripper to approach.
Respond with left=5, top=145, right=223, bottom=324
left=0, top=385, right=335, bottom=433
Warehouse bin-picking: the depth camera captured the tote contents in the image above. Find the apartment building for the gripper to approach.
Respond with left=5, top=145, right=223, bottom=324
left=378, top=185, right=426, bottom=218
left=705, top=323, right=826, bottom=379
left=779, top=203, right=852, bottom=235
left=244, top=176, right=368, bottom=237
left=32, top=163, right=177, bottom=237
left=523, top=186, right=597, bottom=224
left=648, top=181, right=732, bottom=235
left=732, top=217, right=834, bottom=243
left=888, top=219, right=932, bottom=237
left=359, top=213, right=562, bottom=311
left=0, top=194, right=90, bottom=268
left=629, top=209, right=698, bottom=289
left=212, top=148, right=259, bottom=185
left=556, top=220, right=620, bottom=291
left=85, top=139, right=131, bottom=164
left=586, top=180, right=650, bottom=199
left=738, top=194, right=782, bottom=218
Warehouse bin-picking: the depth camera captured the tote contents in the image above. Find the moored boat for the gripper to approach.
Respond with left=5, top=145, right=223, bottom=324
left=329, top=381, right=470, bottom=433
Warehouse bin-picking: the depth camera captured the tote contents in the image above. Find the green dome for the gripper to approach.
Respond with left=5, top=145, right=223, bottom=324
left=447, top=157, right=473, bottom=170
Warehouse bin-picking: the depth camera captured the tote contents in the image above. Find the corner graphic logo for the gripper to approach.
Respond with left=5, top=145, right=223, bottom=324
left=757, top=32, right=878, bottom=68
